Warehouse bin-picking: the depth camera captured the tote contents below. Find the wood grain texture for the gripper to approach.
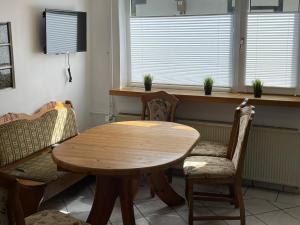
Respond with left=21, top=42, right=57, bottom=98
left=109, top=87, right=300, bottom=108
left=0, top=100, right=73, bottom=125
left=52, top=121, right=200, bottom=176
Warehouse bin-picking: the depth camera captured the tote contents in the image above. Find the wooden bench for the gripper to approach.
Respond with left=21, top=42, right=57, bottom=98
left=0, top=101, right=85, bottom=216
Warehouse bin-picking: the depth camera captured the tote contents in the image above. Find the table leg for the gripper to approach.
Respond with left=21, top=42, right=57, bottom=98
left=150, top=170, right=185, bottom=206
left=87, top=175, right=138, bottom=225
left=119, top=177, right=136, bottom=225
left=87, top=176, right=119, bottom=225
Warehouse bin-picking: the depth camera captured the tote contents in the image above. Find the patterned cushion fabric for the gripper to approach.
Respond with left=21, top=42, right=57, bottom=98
left=0, top=187, right=8, bottom=225
left=147, top=99, right=172, bottom=121
left=190, top=141, right=228, bottom=157
left=3, top=150, right=67, bottom=183
left=0, top=108, right=78, bottom=166
left=25, top=210, right=89, bottom=225
left=183, top=156, right=235, bottom=179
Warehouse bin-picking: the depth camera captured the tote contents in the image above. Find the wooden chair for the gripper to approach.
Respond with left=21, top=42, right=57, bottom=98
left=0, top=172, right=89, bottom=225
left=184, top=104, right=255, bottom=225
left=141, top=91, right=180, bottom=196
left=190, top=99, right=249, bottom=159
left=141, top=91, right=179, bottom=122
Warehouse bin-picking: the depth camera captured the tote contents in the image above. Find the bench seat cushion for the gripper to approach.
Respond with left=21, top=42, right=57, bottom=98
left=190, top=141, right=227, bottom=157
left=183, top=156, right=235, bottom=179
left=3, top=150, right=67, bottom=183
left=26, top=210, right=89, bottom=225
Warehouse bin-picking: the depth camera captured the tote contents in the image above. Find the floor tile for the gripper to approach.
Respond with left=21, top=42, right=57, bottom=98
left=112, top=217, right=150, bottom=225
left=39, top=196, right=67, bottom=212
left=256, top=210, right=300, bottom=225
left=201, top=201, right=235, bottom=208
left=134, top=183, right=159, bottom=202
left=272, top=201, right=298, bottom=210
left=209, top=205, right=252, bottom=217
left=276, top=192, right=300, bottom=207
left=110, top=199, right=143, bottom=223
left=174, top=204, right=214, bottom=223
left=63, top=190, right=93, bottom=214
left=196, top=184, right=229, bottom=195
left=38, top=176, right=300, bottom=225
left=244, top=198, right=279, bottom=215
left=285, top=207, right=300, bottom=221
left=135, top=198, right=173, bottom=217
left=226, top=215, right=265, bottom=225
left=244, top=187, right=278, bottom=202
left=146, top=211, right=187, bottom=225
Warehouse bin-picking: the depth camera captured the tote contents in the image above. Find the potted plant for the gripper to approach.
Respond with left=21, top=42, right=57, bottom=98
left=144, top=74, right=153, bottom=91
left=204, top=77, right=214, bottom=95
left=252, top=79, right=263, bottom=98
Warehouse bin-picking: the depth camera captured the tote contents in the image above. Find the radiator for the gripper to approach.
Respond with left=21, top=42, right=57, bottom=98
left=114, top=114, right=300, bottom=188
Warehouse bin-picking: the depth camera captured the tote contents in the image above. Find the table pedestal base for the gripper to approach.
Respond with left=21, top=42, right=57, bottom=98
left=87, top=172, right=185, bottom=225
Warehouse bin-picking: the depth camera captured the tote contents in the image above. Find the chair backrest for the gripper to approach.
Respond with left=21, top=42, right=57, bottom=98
left=227, top=99, right=249, bottom=159
left=231, top=104, right=255, bottom=177
left=0, top=172, right=25, bottom=225
left=141, top=91, right=179, bottom=122
left=0, top=101, right=78, bottom=167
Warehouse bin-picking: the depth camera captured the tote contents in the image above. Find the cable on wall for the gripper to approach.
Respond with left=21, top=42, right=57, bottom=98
left=66, top=52, right=72, bottom=83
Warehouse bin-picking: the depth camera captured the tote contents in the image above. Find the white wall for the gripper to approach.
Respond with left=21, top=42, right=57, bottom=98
left=0, top=0, right=91, bottom=131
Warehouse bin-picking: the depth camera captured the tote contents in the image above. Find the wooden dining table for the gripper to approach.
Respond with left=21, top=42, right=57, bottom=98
left=52, top=121, right=200, bottom=225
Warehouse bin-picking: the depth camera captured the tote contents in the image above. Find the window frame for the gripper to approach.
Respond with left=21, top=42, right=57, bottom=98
left=126, top=0, right=237, bottom=92
left=125, top=0, right=300, bottom=95
left=239, top=1, right=300, bottom=95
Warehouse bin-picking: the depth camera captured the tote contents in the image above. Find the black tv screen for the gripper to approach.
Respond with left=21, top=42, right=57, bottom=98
left=44, top=9, right=87, bottom=54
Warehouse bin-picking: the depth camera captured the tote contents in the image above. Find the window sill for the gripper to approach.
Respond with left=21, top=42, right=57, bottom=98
left=109, top=87, right=300, bottom=108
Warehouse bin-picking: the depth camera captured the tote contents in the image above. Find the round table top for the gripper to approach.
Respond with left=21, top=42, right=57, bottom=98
left=52, top=121, right=200, bottom=175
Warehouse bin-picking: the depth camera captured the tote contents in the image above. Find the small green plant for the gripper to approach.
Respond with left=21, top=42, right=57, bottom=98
left=144, top=74, right=153, bottom=91
left=252, top=79, right=263, bottom=98
left=204, top=76, right=214, bottom=95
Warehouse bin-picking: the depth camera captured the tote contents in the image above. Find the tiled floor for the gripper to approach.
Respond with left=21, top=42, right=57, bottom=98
left=40, top=176, right=300, bottom=225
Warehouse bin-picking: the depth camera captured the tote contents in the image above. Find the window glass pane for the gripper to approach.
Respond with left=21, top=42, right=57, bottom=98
left=0, top=46, right=10, bottom=66
left=130, top=15, right=233, bottom=87
left=249, top=0, right=299, bottom=12
left=131, top=0, right=235, bottom=17
left=0, top=24, right=9, bottom=44
left=0, top=69, right=12, bottom=89
left=245, top=13, right=299, bottom=87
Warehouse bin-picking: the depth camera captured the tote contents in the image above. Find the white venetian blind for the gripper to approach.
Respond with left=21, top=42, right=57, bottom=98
left=130, top=15, right=233, bottom=87
left=245, top=13, right=299, bottom=88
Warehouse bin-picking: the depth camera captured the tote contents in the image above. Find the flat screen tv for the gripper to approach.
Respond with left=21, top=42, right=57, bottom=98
left=43, top=9, right=87, bottom=54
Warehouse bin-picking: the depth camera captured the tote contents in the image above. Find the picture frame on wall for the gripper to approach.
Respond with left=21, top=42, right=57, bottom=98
left=0, top=22, right=15, bottom=89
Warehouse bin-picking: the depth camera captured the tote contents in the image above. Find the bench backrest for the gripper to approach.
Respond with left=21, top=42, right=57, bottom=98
left=0, top=101, right=78, bottom=167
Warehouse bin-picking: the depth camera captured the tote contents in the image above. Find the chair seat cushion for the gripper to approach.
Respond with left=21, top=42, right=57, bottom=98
left=183, top=156, right=235, bottom=179
left=26, top=210, right=89, bottom=225
left=3, top=150, right=67, bottom=183
left=190, top=141, right=227, bottom=157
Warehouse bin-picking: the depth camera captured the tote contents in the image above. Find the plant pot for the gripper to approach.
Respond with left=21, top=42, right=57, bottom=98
left=144, top=82, right=152, bottom=91
left=204, top=86, right=212, bottom=95
left=254, top=89, right=262, bottom=98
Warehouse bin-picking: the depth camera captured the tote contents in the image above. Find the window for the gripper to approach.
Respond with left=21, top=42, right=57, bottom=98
left=125, top=0, right=300, bottom=93
left=245, top=1, right=299, bottom=88
left=129, top=0, right=235, bottom=87
left=0, top=22, right=14, bottom=89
